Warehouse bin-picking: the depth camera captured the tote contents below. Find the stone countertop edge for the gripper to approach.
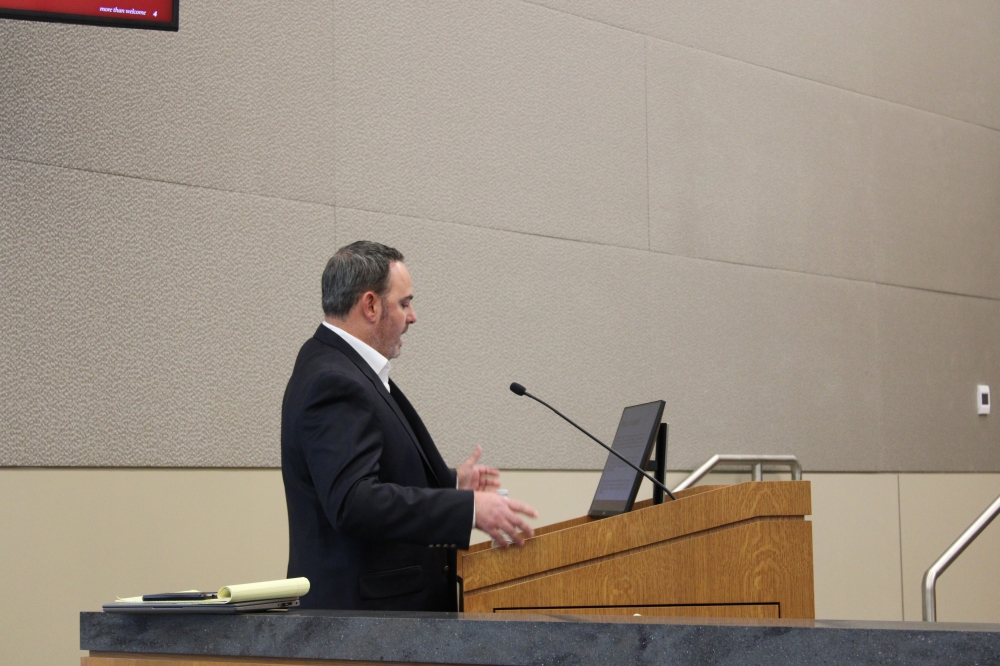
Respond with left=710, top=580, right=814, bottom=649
left=81, top=610, right=1000, bottom=666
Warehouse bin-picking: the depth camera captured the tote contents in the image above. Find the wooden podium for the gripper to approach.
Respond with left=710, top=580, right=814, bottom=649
left=458, top=481, right=814, bottom=619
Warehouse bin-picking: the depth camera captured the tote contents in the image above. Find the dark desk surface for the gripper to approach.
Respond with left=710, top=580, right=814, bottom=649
left=82, top=609, right=1000, bottom=666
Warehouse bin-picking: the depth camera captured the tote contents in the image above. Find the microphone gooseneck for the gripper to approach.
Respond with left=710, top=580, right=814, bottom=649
left=509, top=383, right=676, bottom=501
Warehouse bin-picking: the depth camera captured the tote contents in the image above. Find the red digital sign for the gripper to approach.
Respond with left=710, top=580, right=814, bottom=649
left=0, top=0, right=177, bottom=30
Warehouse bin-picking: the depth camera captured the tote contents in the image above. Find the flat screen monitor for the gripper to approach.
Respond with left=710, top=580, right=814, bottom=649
left=588, top=400, right=665, bottom=518
left=0, top=1, right=178, bottom=30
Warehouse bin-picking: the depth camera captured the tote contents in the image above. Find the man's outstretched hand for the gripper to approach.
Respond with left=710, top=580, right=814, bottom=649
left=457, top=445, right=500, bottom=491
left=474, top=491, right=538, bottom=547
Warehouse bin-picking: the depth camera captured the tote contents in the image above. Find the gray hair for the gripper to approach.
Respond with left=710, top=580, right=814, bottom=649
left=321, top=241, right=405, bottom=318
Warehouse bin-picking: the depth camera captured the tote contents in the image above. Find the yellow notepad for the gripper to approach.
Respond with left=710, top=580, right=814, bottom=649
left=116, top=577, right=310, bottom=604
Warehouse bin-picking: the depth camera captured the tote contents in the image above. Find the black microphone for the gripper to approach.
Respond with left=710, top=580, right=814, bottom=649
left=509, top=382, right=676, bottom=501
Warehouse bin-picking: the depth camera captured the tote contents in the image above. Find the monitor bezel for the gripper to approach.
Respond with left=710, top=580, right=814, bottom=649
left=587, top=400, right=665, bottom=518
left=0, top=1, right=179, bottom=31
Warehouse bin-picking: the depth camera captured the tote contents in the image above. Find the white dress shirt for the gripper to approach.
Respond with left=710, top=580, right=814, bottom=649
left=322, top=321, right=476, bottom=532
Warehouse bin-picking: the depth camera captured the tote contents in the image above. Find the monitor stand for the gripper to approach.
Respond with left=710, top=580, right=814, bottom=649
left=644, top=423, right=668, bottom=505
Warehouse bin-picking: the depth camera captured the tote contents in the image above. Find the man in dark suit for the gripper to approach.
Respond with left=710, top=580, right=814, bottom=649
left=282, top=241, right=537, bottom=611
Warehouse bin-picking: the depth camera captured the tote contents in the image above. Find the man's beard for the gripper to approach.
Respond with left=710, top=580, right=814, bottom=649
left=372, top=304, right=404, bottom=360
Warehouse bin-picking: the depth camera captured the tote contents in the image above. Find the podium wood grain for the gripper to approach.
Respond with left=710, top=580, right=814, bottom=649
left=461, top=481, right=814, bottom=619
left=495, top=603, right=779, bottom=618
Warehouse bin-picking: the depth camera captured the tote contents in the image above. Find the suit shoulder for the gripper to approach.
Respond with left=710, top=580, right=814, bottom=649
left=290, top=339, right=369, bottom=394
left=294, top=336, right=350, bottom=372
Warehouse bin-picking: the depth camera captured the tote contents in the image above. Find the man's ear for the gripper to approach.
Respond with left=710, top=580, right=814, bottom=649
left=359, top=291, right=381, bottom=324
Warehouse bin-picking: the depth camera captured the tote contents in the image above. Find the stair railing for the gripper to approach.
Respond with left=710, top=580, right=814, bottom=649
left=922, top=492, right=1000, bottom=621
left=673, top=454, right=802, bottom=493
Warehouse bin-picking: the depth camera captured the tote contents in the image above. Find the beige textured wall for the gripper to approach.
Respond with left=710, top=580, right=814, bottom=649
left=0, top=0, right=1000, bottom=472
left=3, top=6, right=999, bottom=665
left=2, top=469, right=1000, bottom=666
left=2, top=1, right=999, bottom=470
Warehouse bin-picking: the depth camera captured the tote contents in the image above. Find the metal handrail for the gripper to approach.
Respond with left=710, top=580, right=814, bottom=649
left=922, top=492, right=1000, bottom=621
left=673, top=454, right=802, bottom=493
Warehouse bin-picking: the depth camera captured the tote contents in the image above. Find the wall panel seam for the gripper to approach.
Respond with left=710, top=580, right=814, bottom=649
left=644, top=247, right=1000, bottom=303
left=896, top=474, right=906, bottom=620
left=5, top=467, right=1000, bottom=474
left=853, top=281, right=1000, bottom=304
left=643, top=35, right=651, bottom=252
left=335, top=203, right=1000, bottom=303
left=330, top=0, right=338, bottom=210
left=520, top=0, right=1000, bottom=134
left=334, top=204, right=648, bottom=252
left=0, top=156, right=338, bottom=210
left=0, top=466, right=283, bottom=471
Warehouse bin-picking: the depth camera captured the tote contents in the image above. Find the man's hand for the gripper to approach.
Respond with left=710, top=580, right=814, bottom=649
left=457, top=445, right=500, bottom=491
left=474, top=491, right=538, bottom=547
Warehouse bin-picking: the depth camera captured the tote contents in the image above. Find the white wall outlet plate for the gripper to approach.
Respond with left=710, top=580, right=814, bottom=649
left=978, top=385, right=990, bottom=415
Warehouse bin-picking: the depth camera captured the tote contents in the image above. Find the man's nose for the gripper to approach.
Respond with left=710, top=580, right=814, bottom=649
left=409, top=308, right=417, bottom=324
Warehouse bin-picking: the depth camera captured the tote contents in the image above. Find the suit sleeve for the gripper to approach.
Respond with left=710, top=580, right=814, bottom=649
left=297, top=370, right=475, bottom=548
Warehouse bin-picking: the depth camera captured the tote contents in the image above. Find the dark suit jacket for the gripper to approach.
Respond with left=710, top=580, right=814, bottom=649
left=281, top=324, right=475, bottom=611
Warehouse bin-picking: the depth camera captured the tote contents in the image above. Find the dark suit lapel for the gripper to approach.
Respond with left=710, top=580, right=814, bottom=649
left=313, top=325, right=441, bottom=485
left=388, top=380, right=454, bottom=488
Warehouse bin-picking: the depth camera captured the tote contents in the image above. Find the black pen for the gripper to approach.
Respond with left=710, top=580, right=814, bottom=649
left=141, top=591, right=217, bottom=602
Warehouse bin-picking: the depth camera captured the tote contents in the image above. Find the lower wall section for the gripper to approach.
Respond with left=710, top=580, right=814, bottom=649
left=898, top=474, right=1000, bottom=623
left=0, top=469, right=290, bottom=666
left=1, top=469, right=998, bottom=666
